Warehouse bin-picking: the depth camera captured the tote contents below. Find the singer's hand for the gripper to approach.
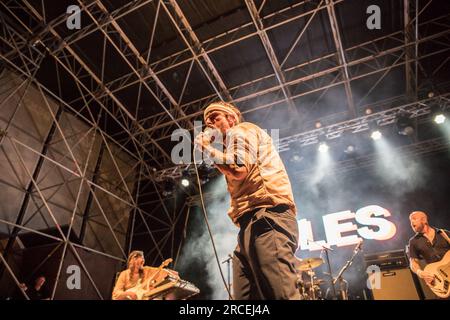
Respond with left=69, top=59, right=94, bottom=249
left=194, top=132, right=212, bottom=149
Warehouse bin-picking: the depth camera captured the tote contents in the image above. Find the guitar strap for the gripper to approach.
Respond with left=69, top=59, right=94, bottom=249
left=440, top=229, right=450, bottom=245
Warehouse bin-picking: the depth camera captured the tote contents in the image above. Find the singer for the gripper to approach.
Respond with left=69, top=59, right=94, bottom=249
left=195, top=101, right=300, bottom=300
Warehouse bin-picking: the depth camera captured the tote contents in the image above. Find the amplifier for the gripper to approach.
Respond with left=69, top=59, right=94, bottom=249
left=364, top=249, right=421, bottom=300
left=367, top=268, right=420, bottom=300
left=364, top=249, right=409, bottom=270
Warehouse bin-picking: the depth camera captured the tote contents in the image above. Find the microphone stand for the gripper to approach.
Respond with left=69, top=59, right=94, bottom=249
left=332, top=241, right=363, bottom=300
left=221, top=254, right=233, bottom=300
left=307, top=239, right=336, bottom=299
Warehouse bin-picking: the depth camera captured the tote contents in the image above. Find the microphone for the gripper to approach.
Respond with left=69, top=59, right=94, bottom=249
left=307, top=238, right=334, bottom=251
left=194, top=127, right=217, bottom=152
left=203, top=127, right=218, bottom=143
left=221, top=254, right=233, bottom=264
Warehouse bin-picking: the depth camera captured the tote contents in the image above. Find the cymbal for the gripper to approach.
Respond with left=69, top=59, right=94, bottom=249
left=297, top=257, right=324, bottom=271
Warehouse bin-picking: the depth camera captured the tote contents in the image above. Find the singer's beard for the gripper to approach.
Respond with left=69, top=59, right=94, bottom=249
left=130, top=264, right=144, bottom=273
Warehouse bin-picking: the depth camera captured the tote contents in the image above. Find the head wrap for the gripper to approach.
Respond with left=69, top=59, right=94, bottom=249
left=204, top=101, right=241, bottom=124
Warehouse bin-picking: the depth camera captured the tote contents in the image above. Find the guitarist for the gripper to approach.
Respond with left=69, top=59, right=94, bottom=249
left=112, top=251, right=178, bottom=300
left=408, top=211, right=450, bottom=287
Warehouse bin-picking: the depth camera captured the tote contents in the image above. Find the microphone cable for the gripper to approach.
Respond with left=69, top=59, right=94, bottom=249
left=192, top=137, right=233, bottom=300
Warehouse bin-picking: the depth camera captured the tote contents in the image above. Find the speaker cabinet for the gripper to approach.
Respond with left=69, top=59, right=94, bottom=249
left=368, top=268, right=420, bottom=300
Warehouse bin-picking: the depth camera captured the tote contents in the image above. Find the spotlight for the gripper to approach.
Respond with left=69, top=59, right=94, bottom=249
left=371, top=130, right=382, bottom=140
left=396, top=112, right=414, bottom=136
left=290, top=150, right=303, bottom=163
left=318, top=142, right=329, bottom=153
left=317, top=134, right=329, bottom=153
left=181, top=169, right=190, bottom=187
left=434, top=114, right=446, bottom=124
left=369, top=120, right=382, bottom=140
left=181, top=178, right=190, bottom=187
left=344, top=144, right=356, bottom=155
left=430, top=104, right=447, bottom=124
left=341, top=130, right=357, bottom=156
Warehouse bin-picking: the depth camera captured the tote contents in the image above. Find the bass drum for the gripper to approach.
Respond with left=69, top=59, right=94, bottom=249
left=297, top=271, right=324, bottom=300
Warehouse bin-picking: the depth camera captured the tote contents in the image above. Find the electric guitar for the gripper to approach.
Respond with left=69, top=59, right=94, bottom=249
left=423, top=251, right=450, bottom=298
left=125, top=258, right=173, bottom=300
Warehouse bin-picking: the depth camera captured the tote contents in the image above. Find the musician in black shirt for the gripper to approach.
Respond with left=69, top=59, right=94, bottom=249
left=408, top=211, right=450, bottom=286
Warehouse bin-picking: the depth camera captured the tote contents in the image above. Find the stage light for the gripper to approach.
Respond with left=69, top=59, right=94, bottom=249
left=434, top=114, right=446, bottom=124
left=430, top=104, right=447, bottom=125
left=396, top=112, right=414, bottom=136
left=317, top=134, right=328, bottom=153
left=181, top=169, right=190, bottom=187
left=371, top=130, right=382, bottom=140
left=290, top=150, right=303, bottom=163
left=318, top=142, right=329, bottom=153
left=368, top=120, right=382, bottom=140
left=340, top=130, right=357, bottom=157
left=344, top=144, right=356, bottom=155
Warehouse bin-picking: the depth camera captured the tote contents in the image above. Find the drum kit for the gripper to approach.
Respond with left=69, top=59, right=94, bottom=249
left=296, top=257, right=325, bottom=300
left=295, top=240, right=364, bottom=300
